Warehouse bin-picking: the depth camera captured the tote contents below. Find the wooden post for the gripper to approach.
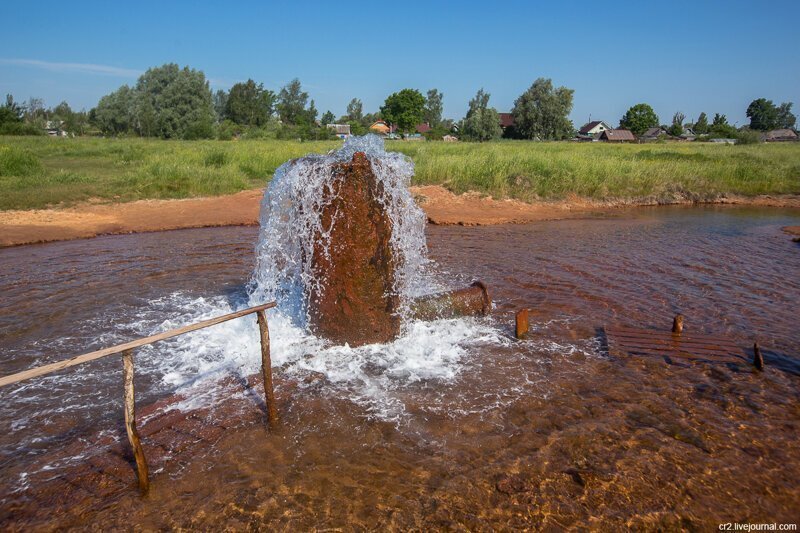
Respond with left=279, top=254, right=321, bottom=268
left=122, top=349, right=149, bottom=494
left=753, top=342, right=764, bottom=371
left=672, top=314, right=684, bottom=334
left=257, top=310, right=278, bottom=428
left=515, top=309, right=529, bottom=339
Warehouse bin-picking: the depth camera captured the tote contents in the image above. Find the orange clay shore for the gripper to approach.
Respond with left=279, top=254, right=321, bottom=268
left=782, top=225, right=800, bottom=241
left=1, top=185, right=799, bottom=247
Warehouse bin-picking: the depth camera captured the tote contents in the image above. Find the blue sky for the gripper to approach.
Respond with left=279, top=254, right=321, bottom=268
left=1, top=1, right=798, bottom=127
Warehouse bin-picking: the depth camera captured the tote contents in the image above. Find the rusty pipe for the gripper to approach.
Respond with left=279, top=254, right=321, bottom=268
left=409, top=281, right=491, bottom=321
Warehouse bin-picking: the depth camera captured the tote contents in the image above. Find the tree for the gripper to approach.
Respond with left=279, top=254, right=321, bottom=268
left=709, top=113, right=737, bottom=138
left=25, top=97, right=45, bottom=122
left=424, top=89, right=444, bottom=127
left=348, top=121, right=367, bottom=135
left=93, top=85, right=134, bottom=135
left=133, top=63, right=215, bottom=139
left=511, top=78, right=574, bottom=140
left=213, top=90, right=228, bottom=123
left=48, top=101, right=88, bottom=135
left=362, top=112, right=380, bottom=127
left=305, top=99, right=318, bottom=124
left=321, top=110, right=335, bottom=125
left=225, top=79, right=275, bottom=126
left=460, top=88, right=501, bottom=142
left=51, top=101, right=72, bottom=120
left=668, top=111, right=685, bottom=137
left=694, top=112, right=709, bottom=134
left=276, top=78, right=309, bottom=125
left=48, top=101, right=76, bottom=133
left=746, top=98, right=779, bottom=131
left=380, top=89, right=426, bottom=133
left=66, top=110, right=89, bottom=135
left=0, top=94, right=23, bottom=126
left=346, top=98, right=363, bottom=122
left=619, top=103, right=659, bottom=135
left=776, top=102, right=796, bottom=129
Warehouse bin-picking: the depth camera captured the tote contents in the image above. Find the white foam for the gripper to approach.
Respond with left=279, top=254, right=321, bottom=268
left=124, top=291, right=505, bottom=420
left=220, top=134, right=508, bottom=417
left=111, top=123, right=509, bottom=409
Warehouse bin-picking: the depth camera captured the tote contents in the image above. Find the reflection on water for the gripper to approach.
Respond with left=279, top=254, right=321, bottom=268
left=1, top=206, right=799, bottom=529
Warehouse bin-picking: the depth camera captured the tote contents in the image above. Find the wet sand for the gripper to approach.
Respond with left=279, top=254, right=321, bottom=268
left=2, top=186, right=799, bottom=247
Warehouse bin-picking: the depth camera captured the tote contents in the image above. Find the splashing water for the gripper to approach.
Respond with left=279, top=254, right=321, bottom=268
left=34, top=135, right=503, bottom=423
left=233, top=135, right=501, bottom=416
left=248, top=134, right=438, bottom=327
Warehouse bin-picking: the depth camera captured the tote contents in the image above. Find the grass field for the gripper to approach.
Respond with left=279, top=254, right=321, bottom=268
left=1, top=135, right=798, bottom=210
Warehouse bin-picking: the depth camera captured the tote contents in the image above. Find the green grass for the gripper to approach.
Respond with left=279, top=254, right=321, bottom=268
left=0, top=135, right=798, bottom=211
left=387, top=140, right=800, bottom=202
left=0, top=137, right=338, bottom=210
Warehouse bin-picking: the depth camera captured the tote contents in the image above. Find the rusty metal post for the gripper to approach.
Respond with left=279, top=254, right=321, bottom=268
left=256, top=310, right=278, bottom=428
left=672, top=314, right=684, bottom=334
left=410, top=281, right=491, bottom=321
left=753, top=342, right=764, bottom=371
left=122, top=349, right=149, bottom=494
left=515, top=309, right=529, bottom=339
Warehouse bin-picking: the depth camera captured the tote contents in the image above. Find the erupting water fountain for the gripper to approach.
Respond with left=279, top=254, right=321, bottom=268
left=250, top=134, right=490, bottom=347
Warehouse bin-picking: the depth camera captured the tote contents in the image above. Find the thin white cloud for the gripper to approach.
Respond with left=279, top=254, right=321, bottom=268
left=0, top=58, right=141, bottom=78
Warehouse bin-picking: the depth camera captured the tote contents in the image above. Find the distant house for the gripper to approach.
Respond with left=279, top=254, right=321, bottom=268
left=709, top=138, right=736, bottom=144
left=326, top=123, right=351, bottom=139
left=369, top=120, right=397, bottom=135
left=599, top=129, right=636, bottom=142
left=679, top=127, right=696, bottom=142
left=499, top=113, right=515, bottom=135
left=763, top=129, right=798, bottom=142
left=639, top=127, right=667, bottom=141
left=443, top=134, right=459, bottom=142
left=416, top=123, right=432, bottom=134
left=45, top=119, right=68, bottom=137
left=578, top=120, right=612, bottom=138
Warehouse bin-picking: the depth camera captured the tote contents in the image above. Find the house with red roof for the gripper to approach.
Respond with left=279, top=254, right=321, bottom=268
left=599, top=129, right=636, bottom=142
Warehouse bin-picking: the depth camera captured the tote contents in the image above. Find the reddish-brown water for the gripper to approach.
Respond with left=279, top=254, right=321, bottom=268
left=1, top=206, right=799, bottom=530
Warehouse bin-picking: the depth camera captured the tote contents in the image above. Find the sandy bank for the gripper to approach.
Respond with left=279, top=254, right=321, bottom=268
left=1, top=186, right=799, bottom=247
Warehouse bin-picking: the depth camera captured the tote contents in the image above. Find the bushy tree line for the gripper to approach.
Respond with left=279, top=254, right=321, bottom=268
left=93, top=64, right=214, bottom=139
left=746, top=99, right=795, bottom=131
left=4, top=61, right=796, bottom=143
left=352, top=79, right=574, bottom=143
left=214, top=77, right=333, bottom=141
left=89, top=65, right=335, bottom=140
left=0, top=94, right=89, bottom=135
left=459, top=78, right=574, bottom=142
left=618, top=98, right=796, bottom=143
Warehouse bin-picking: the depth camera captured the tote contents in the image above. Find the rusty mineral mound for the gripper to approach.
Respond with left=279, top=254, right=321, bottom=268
left=307, top=151, right=401, bottom=346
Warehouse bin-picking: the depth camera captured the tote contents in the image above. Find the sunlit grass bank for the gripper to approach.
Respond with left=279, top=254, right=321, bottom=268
left=388, top=140, right=800, bottom=201
left=1, top=136, right=798, bottom=210
left=0, top=137, right=338, bottom=210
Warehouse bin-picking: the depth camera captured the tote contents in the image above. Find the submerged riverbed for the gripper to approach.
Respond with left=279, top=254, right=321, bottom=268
left=1, top=206, right=799, bottom=529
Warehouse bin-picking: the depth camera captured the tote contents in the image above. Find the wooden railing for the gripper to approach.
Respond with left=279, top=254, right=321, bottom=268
left=0, top=302, right=278, bottom=494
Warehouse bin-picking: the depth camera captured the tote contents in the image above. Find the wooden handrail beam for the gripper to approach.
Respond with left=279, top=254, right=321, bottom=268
left=0, top=302, right=277, bottom=388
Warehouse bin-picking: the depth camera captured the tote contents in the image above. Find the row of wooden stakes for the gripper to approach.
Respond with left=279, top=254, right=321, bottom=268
left=513, top=309, right=765, bottom=371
